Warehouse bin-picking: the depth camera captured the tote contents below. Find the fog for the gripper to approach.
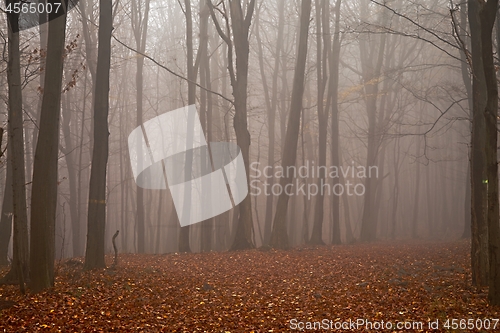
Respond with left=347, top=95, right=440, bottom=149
left=0, top=0, right=473, bottom=258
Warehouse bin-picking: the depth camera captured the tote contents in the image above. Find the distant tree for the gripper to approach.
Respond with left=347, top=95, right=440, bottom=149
left=0, top=132, right=13, bottom=267
left=310, top=0, right=332, bottom=245
left=255, top=0, right=285, bottom=246
left=84, top=0, right=113, bottom=270
left=329, top=0, right=342, bottom=245
left=131, top=0, right=151, bottom=254
left=358, top=0, right=388, bottom=242
left=178, top=0, right=193, bottom=253
left=270, top=0, right=312, bottom=249
left=30, top=0, right=69, bottom=293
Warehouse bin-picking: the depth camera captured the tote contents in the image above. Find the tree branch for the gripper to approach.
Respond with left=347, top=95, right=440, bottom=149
left=111, top=34, right=234, bottom=105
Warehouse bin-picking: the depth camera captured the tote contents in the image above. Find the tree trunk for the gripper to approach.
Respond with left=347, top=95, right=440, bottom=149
left=329, top=0, right=342, bottom=245
left=4, top=6, right=29, bottom=286
left=468, top=0, right=489, bottom=287
left=30, top=1, right=68, bottom=293
left=133, top=0, right=150, bottom=254
left=228, top=0, right=256, bottom=250
left=358, top=1, right=387, bottom=242
left=411, top=136, right=422, bottom=238
left=209, top=0, right=256, bottom=250
left=199, top=2, right=214, bottom=253
left=61, top=87, right=81, bottom=257
left=270, top=0, right=312, bottom=249
left=477, top=0, right=500, bottom=305
left=459, top=1, right=472, bottom=239
left=0, top=158, right=13, bottom=266
left=255, top=0, right=285, bottom=246
left=84, top=0, right=113, bottom=270
left=310, top=0, right=329, bottom=245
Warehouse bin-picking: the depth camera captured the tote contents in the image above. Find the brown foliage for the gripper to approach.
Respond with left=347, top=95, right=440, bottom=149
left=0, top=241, right=498, bottom=331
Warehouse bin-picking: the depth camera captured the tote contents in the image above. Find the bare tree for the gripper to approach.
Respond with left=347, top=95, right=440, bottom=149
left=468, top=0, right=500, bottom=305
left=30, top=0, right=68, bottom=293
left=358, top=0, right=387, bottom=242
left=209, top=0, right=256, bottom=250
left=84, top=0, right=113, bottom=270
left=255, top=0, right=285, bottom=246
left=270, top=0, right=312, bottom=249
left=468, top=0, right=489, bottom=287
left=2, top=5, right=29, bottom=290
left=131, top=0, right=151, bottom=254
left=329, top=0, right=342, bottom=245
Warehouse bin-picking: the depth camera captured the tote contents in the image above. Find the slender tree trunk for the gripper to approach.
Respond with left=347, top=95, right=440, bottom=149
left=329, top=0, right=342, bottom=245
left=270, top=0, right=312, bottom=249
left=459, top=1, right=472, bottom=239
left=411, top=137, right=422, bottom=239
left=84, top=0, right=113, bottom=270
left=255, top=0, right=285, bottom=246
left=177, top=0, right=196, bottom=253
left=310, top=0, right=329, bottom=245
left=61, top=89, right=81, bottom=257
left=4, top=8, right=29, bottom=285
left=0, top=159, right=13, bottom=266
left=132, top=0, right=151, bottom=254
left=199, top=2, right=214, bottom=253
left=358, top=2, right=387, bottom=242
left=30, top=1, right=68, bottom=293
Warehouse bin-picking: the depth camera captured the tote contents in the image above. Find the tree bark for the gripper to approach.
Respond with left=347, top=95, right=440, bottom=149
left=270, top=0, right=312, bottom=249
left=209, top=0, right=256, bottom=250
left=84, top=0, right=113, bottom=270
left=132, top=0, right=151, bottom=254
left=255, top=0, right=285, bottom=246
left=0, top=154, right=13, bottom=266
left=468, top=0, right=489, bottom=287
left=310, top=0, right=329, bottom=245
left=30, top=0, right=68, bottom=293
left=358, top=1, right=387, bottom=242
left=4, top=4, right=29, bottom=285
left=329, top=0, right=342, bottom=245
left=477, top=0, right=500, bottom=305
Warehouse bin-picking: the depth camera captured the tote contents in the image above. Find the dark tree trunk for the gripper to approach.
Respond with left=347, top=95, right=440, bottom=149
left=270, top=0, right=312, bottom=249
left=477, top=0, right=500, bottom=305
left=459, top=1, right=472, bottom=240
left=228, top=0, right=256, bottom=251
left=30, top=0, right=68, bottom=293
left=132, top=0, right=151, bottom=254
left=209, top=0, right=256, bottom=250
left=84, top=0, right=113, bottom=270
left=468, top=0, right=489, bottom=287
left=199, top=2, right=214, bottom=253
left=4, top=4, right=29, bottom=286
left=358, top=2, right=387, bottom=242
left=310, top=0, right=329, bottom=245
left=255, top=0, right=285, bottom=246
left=61, top=87, right=81, bottom=257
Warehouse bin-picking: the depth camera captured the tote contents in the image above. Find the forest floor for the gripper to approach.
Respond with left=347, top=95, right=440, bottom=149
left=0, top=240, right=499, bottom=332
